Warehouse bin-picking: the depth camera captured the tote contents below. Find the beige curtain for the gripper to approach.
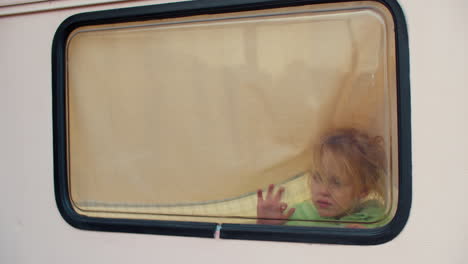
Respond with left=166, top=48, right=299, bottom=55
left=67, top=3, right=396, bottom=219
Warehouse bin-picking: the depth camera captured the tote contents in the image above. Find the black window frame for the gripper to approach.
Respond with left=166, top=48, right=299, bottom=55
left=52, top=0, right=411, bottom=245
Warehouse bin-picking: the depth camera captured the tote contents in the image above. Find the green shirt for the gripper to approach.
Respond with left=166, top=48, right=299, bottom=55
left=285, top=200, right=384, bottom=228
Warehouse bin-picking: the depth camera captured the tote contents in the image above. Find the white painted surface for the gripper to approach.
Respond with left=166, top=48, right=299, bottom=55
left=1, top=0, right=467, bottom=263
left=0, top=0, right=133, bottom=16
left=0, top=0, right=44, bottom=8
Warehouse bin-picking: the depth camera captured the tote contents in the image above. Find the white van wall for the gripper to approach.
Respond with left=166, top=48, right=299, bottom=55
left=1, top=0, right=467, bottom=263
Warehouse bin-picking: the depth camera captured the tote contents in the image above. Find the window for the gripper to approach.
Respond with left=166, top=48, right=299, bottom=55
left=53, top=0, right=411, bottom=244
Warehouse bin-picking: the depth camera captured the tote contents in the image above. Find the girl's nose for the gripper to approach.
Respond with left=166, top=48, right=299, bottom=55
left=317, top=183, right=331, bottom=197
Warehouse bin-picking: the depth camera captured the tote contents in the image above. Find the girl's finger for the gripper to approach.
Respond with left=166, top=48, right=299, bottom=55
left=266, top=184, right=275, bottom=200
left=284, top=208, right=296, bottom=218
left=257, top=189, right=264, bottom=203
left=279, top=202, right=288, bottom=212
left=274, top=186, right=285, bottom=201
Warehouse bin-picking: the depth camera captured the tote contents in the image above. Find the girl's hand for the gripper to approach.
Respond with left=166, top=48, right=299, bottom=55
left=256, top=184, right=295, bottom=225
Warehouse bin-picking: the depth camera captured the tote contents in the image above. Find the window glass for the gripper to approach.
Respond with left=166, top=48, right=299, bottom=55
left=64, top=1, right=399, bottom=229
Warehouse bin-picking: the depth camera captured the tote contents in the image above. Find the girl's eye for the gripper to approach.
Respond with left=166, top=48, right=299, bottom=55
left=313, top=173, right=322, bottom=183
left=330, top=177, right=342, bottom=187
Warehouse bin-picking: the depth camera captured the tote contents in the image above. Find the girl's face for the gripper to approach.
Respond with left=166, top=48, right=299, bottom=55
left=311, top=149, right=365, bottom=218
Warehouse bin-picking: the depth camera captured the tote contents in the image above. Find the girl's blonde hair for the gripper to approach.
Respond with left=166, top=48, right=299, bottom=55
left=312, top=128, right=387, bottom=201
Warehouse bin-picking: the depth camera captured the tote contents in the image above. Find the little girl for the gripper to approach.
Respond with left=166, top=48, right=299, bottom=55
left=257, top=128, right=387, bottom=228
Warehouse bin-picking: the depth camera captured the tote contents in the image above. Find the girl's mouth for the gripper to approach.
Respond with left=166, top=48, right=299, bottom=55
left=316, top=200, right=332, bottom=208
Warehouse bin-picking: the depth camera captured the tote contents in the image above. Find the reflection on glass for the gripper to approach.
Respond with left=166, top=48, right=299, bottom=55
left=66, top=1, right=398, bottom=227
